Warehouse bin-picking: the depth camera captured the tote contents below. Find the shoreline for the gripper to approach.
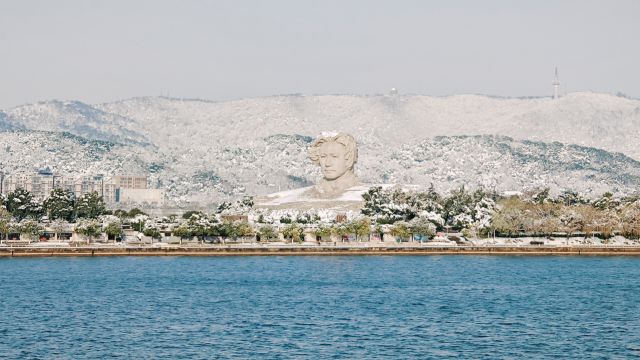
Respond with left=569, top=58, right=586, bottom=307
left=3, top=245, right=640, bottom=257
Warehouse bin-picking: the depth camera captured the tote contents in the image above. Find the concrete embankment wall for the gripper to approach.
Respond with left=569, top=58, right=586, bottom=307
left=2, top=246, right=640, bottom=257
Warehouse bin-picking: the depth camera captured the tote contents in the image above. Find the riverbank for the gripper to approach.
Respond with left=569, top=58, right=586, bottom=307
left=2, top=244, right=640, bottom=257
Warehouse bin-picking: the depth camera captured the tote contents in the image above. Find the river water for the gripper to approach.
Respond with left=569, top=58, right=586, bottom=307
left=1, top=256, right=639, bottom=359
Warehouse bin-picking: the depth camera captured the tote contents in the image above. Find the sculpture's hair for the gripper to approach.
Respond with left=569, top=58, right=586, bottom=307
left=308, top=132, right=358, bottom=168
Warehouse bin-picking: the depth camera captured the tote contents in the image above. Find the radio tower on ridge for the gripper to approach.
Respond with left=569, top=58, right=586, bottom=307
left=552, top=67, right=561, bottom=99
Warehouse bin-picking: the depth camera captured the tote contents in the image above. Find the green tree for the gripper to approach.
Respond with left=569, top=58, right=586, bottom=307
left=235, top=221, right=255, bottom=241
left=408, top=217, right=437, bottom=241
left=50, top=219, right=70, bottom=241
left=130, top=214, right=148, bottom=232
left=6, top=188, right=42, bottom=221
left=361, top=186, right=414, bottom=224
left=557, top=190, right=589, bottom=207
left=75, top=219, right=102, bottom=242
left=0, top=208, right=11, bottom=240
left=361, top=186, right=386, bottom=216
left=182, top=210, right=204, bottom=220
left=216, top=201, right=232, bottom=214
left=240, top=196, right=254, bottom=209
left=76, top=192, right=107, bottom=219
left=113, top=209, right=129, bottom=218
left=143, top=224, right=162, bottom=240
left=187, top=213, right=218, bottom=240
left=127, top=208, right=147, bottom=218
left=408, top=184, right=444, bottom=216
left=279, top=215, right=293, bottom=224
left=282, top=223, right=304, bottom=243
left=313, top=225, right=332, bottom=241
left=390, top=221, right=411, bottom=242
left=44, top=188, right=76, bottom=222
left=215, top=221, right=239, bottom=240
left=257, top=225, right=278, bottom=241
left=592, top=192, right=620, bottom=211
left=19, top=219, right=43, bottom=241
left=373, top=224, right=384, bottom=241
left=8, top=222, right=20, bottom=238
left=103, top=217, right=123, bottom=240
left=532, top=188, right=552, bottom=205
left=332, top=223, right=351, bottom=241
left=442, top=186, right=473, bottom=227
left=236, top=221, right=255, bottom=237
left=172, top=224, right=193, bottom=242
left=348, top=217, right=371, bottom=242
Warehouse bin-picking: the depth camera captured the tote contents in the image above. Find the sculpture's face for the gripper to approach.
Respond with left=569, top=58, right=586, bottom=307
left=318, top=141, right=350, bottom=180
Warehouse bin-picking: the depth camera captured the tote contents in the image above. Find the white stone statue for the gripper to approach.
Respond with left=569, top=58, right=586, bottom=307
left=306, top=131, right=360, bottom=198
left=254, top=131, right=367, bottom=210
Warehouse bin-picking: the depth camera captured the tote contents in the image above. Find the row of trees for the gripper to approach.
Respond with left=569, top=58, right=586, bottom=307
left=491, top=195, right=640, bottom=238
left=1, top=188, right=107, bottom=222
left=361, top=185, right=495, bottom=231
left=0, top=188, right=157, bottom=241
left=169, top=213, right=254, bottom=241
left=149, top=187, right=640, bottom=242
left=5, top=185, right=640, bottom=242
left=361, top=185, right=640, bottom=239
left=258, top=216, right=437, bottom=243
left=0, top=213, right=125, bottom=242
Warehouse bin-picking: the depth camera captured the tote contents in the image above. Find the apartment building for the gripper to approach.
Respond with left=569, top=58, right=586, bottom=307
left=0, top=173, right=150, bottom=204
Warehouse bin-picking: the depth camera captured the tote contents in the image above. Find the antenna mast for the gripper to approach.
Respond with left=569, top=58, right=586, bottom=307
left=552, top=67, right=561, bottom=99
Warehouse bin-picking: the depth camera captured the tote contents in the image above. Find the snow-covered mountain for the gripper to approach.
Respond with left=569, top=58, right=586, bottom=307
left=6, top=100, right=149, bottom=145
left=386, top=135, right=640, bottom=197
left=0, top=131, right=151, bottom=177
left=94, top=92, right=640, bottom=159
left=2, top=92, right=640, bottom=205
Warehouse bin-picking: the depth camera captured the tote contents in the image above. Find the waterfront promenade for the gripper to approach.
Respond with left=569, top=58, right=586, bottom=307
left=2, top=242, right=640, bottom=257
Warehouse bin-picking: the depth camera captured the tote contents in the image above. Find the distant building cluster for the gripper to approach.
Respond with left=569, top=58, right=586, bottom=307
left=0, top=171, right=164, bottom=205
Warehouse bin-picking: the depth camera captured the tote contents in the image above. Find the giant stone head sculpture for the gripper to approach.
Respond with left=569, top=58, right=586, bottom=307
left=307, top=132, right=359, bottom=198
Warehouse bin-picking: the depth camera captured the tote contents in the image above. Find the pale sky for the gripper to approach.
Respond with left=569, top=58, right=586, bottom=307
left=0, top=0, right=638, bottom=109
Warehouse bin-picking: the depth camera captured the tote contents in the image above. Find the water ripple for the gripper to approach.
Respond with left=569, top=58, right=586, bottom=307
left=1, top=256, right=639, bottom=358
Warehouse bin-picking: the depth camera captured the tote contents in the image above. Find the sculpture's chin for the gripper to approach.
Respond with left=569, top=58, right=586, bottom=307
left=323, top=175, right=341, bottom=181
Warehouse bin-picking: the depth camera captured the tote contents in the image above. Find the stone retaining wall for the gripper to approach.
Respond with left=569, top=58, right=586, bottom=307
left=2, top=246, right=640, bottom=257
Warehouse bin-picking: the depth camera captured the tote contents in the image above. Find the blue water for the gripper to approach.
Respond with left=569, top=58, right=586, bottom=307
left=1, top=256, right=639, bottom=359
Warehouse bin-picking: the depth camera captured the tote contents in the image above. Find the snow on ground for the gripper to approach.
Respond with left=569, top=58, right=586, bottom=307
left=255, top=184, right=418, bottom=209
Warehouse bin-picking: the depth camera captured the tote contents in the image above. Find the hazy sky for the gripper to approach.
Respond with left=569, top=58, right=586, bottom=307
left=0, top=0, right=638, bottom=109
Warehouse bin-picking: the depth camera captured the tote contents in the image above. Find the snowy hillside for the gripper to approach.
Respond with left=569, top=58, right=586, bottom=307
left=95, top=92, right=640, bottom=159
left=2, top=92, right=640, bottom=205
left=385, top=135, right=640, bottom=197
left=6, top=100, right=148, bottom=145
left=0, top=131, right=152, bottom=177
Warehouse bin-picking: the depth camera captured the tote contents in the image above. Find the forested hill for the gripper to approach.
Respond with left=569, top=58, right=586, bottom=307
left=2, top=92, right=640, bottom=205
